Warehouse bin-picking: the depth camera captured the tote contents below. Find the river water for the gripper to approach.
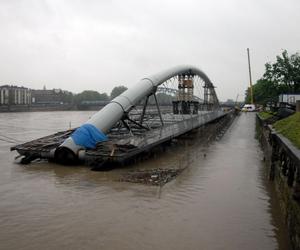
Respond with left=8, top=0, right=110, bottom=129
left=0, top=111, right=290, bottom=249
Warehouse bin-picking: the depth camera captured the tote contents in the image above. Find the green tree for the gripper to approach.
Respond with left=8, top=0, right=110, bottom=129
left=61, top=91, right=74, bottom=104
left=245, top=50, right=300, bottom=104
left=98, top=93, right=109, bottom=101
left=110, top=85, right=128, bottom=99
left=245, top=79, right=279, bottom=105
left=263, top=50, right=300, bottom=93
left=74, top=90, right=109, bottom=104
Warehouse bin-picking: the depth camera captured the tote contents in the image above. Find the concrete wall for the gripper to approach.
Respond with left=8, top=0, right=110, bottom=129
left=257, top=115, right=300, bottom=250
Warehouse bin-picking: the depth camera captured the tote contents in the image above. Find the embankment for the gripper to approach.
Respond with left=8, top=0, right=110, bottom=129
left=0, top=104, right=107, bottom=112
left=257, top=114, right=300, bottom=250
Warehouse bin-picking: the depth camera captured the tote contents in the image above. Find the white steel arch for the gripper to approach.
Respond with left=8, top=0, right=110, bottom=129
left=56, top=65, right=219, bottom=159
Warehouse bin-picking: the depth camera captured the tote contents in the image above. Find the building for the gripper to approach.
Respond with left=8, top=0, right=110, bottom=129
left=31, top=88, right=73, bottom=104
left=279, top=93, right=300, bottom=105
left=0, top=85, right=31, bottom=105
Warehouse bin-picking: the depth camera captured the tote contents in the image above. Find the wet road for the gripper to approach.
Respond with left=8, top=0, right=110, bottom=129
left=0, top=111, right=290, bottom=249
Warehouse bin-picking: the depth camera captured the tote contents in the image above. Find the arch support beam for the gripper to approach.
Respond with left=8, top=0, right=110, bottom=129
left=56, top=65, right=218, bottom=161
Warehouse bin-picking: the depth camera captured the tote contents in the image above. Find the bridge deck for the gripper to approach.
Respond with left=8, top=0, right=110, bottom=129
left=11, top=110, right=227, bottom=166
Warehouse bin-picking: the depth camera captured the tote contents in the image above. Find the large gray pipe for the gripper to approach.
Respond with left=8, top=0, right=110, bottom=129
left=54, top=65, right=216, bottom=163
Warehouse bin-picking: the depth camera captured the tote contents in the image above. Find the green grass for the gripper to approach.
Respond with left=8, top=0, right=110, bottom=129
left=258, top=111, right=275, bottom=120
left=274, top=112, right=300, bottom=149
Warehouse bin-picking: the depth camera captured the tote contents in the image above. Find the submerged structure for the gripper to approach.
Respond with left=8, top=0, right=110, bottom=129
left=11, top=65, right=228, bottom=167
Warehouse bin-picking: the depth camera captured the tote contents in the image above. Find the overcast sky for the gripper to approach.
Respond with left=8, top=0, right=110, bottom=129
left=0, top=0, right=299, bottom=101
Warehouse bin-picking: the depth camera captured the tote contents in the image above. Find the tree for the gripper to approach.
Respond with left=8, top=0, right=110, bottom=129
left=74, top=90, right=109, bottom=104
left=110, top=86, right=128, bottom=99
left=245, top=79, right=279, bottom=105
left=61, top=91, right=74, bottom=104
left=98, top=93, right=109, bottom=101
left=245, top=50, right=300, bottom=104
left=263, top=50, right=300, bottom=93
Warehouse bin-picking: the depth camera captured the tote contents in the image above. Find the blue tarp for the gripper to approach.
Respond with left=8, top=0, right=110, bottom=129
left=71, top=124, right=108, bottom=149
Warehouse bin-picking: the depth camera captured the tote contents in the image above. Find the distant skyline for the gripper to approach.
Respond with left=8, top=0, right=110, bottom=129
left=0, top=0, right=299, bottom=101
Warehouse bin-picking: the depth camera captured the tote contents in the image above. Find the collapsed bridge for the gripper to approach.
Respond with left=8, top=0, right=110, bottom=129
left=11, top=65, right=230, bottom=167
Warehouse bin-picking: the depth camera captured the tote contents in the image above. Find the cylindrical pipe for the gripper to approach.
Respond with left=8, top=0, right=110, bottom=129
left=55, top=65, right=216, bottom=162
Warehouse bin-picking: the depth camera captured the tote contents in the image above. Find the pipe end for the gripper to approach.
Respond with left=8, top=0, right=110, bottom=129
left=54, top=146, right=78, bottom=165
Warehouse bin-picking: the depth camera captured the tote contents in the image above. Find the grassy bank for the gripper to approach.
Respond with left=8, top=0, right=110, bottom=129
left=258, top=111, right=275, bottom=120
left=274, top=112, right=300, bottom=149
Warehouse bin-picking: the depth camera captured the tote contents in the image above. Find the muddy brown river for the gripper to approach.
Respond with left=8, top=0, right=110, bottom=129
left=0, top=111, right=290, bottom=249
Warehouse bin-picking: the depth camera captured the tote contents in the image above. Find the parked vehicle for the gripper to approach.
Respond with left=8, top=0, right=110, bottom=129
left=242, top=104, right=256, bottom=112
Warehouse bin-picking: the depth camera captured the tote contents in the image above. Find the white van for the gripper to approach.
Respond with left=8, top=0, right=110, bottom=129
left=242, top=104, right=256, bottom=112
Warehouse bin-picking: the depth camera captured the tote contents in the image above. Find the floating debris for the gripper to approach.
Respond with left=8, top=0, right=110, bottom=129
left=119, top=168, right=184, bottom=186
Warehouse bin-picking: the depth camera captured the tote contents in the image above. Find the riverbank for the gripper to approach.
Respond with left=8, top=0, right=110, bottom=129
left=0, top=104, right=75, bottom=112
left=273, top=113, right=300, bottom=149
left=257, top=113, right=300, bottom=250
left=0, top=104, right=174, bottom=112
left=0, top=104, right=109, bottom=112
left=258, top=111, right=300, bottom=149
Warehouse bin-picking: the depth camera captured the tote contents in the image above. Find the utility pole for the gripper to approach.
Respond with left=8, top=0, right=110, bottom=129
left=235, top=94, right=239, bottom=106
left=247, top=48, right=254, bottom=104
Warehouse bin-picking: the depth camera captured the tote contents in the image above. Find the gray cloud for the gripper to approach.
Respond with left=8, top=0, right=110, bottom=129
left=0, top=0, right=299, bottom=101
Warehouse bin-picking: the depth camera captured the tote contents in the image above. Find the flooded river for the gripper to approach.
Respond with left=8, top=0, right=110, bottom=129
left=0, top=111, right=290, bottom=249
